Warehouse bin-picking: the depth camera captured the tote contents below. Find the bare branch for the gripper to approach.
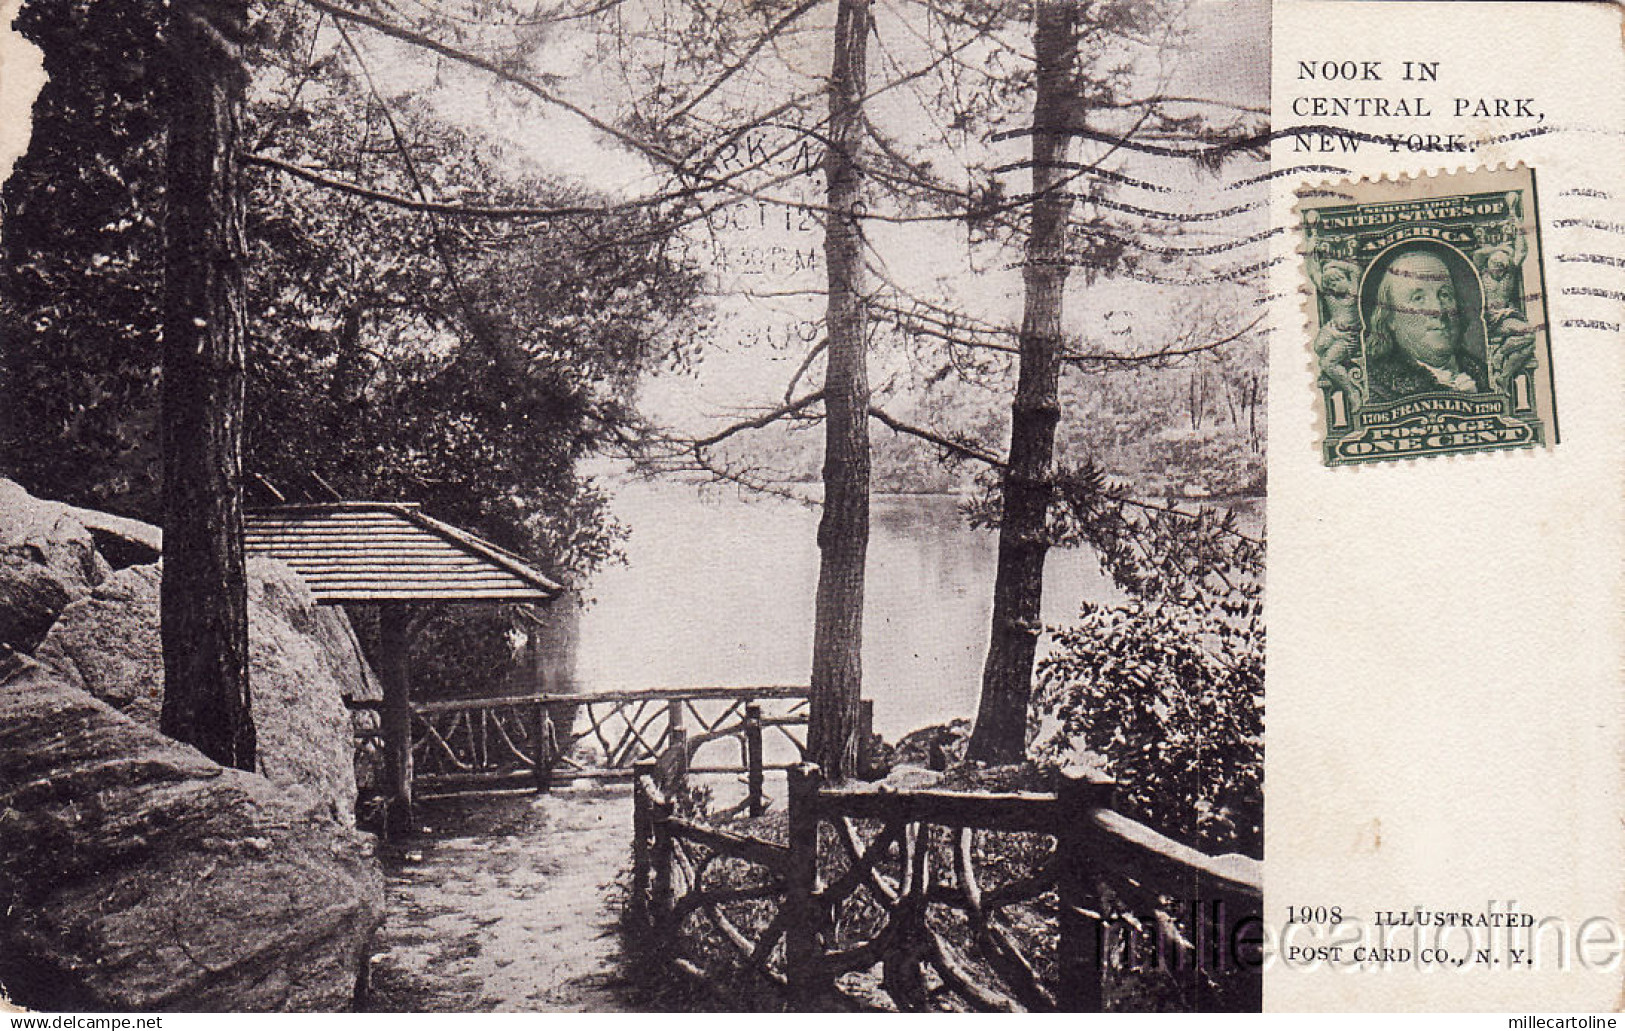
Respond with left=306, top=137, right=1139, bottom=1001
left=631, top=444, right=818, bottom=505
left=690, top=391, right=826, bottom=449
left=246, top=154, right=652, bottom=219
left=867, top=406, right=1004, bottom=468
left=783, top=339, right=828, bottom=404
left=302, top=0, right=689, bottom=174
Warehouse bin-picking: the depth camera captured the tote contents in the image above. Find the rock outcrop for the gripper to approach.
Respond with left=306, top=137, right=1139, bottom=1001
left=0, top=480, right=386, bottom=1010
left=0, top=655, right=384, bottom=1011
left=36, top=559, right=375, bottom=827
left=0, top=480, right=110, bottom=653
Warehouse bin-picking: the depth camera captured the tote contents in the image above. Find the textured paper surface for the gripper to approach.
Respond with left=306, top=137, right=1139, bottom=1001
left=1265, top=0, right=1625, bottom=1011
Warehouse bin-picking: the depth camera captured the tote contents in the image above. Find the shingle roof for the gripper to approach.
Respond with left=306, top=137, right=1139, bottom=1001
left=245, top=503, right=562, bottom=605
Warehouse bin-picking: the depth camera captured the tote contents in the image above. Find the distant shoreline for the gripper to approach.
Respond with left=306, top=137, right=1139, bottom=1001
left=604, top=473, right=1266, bottom=507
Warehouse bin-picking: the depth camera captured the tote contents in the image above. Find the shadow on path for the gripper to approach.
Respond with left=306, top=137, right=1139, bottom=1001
left=363, top=783, right=639, bottom=1012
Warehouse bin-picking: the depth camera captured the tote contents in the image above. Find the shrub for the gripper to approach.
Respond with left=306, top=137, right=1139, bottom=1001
left=1032, top=597, right=1262, bottom=856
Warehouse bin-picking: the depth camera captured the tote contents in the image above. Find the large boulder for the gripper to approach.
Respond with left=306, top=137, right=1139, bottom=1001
left=33, top=564, right=163, bottom=715
left=0, top=480, right=111, bottom=653
left=0, top=655, right=384, bottom=1011
left=37, top=558, right=373, bottom=828
left=0, top=560, right=77, bottom=656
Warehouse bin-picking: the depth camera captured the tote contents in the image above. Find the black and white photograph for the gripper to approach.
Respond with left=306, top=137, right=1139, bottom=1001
left=0, top=0, right=1269, bottom=1013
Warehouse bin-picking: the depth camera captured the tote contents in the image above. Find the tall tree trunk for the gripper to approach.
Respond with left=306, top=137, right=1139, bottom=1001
left=807, top=0, right=872, bottom=782
left=159, top=0, right=254, bottom=771
left=968, top=0, right=1080, bottom=764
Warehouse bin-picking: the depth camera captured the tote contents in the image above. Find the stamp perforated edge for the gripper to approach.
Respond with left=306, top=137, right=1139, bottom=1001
left=1289, top=162, right=1556, bottom=470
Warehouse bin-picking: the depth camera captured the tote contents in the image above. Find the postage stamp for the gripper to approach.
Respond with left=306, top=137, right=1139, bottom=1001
left=1298, top=165, right=1558, bottom=466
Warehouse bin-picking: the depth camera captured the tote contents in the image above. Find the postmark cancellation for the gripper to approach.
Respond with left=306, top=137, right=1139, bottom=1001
left=1298, top=165, right=1557, bottom=466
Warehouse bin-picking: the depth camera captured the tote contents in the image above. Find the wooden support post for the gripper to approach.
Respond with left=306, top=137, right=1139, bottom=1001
left=784, top=762, right=824, bottom=1003
left=1055, top=767, right=1115, bottom=1012
left=649, top=782, right=676, bottom=941
left=378, top=605, right=414, bottom=837
left=664, top=698, right=688, bottom=795
left=528, top=623, right=552, bottom=794
left=744, top=702, right=765, bottom=817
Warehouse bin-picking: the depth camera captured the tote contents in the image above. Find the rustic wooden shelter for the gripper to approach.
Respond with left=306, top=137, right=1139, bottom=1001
left=246, top=502, right=563, bottom=830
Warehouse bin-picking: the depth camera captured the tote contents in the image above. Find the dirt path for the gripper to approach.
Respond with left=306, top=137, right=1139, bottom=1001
left=364, top=783, right=639, bottom=1012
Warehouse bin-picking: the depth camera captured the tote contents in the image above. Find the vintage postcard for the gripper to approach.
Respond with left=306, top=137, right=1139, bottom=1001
left=0, top=0, right=1619, bottom=1019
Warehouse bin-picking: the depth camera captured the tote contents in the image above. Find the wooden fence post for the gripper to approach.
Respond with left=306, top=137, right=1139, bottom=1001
left=1055, top=767, right=1116, bottom=1012
left=532, top=702, right=554, bottom=793
left=632, top=788, right=648, bottom=913
left=744, top=702, right=765, bottom=817
left=378, top=605, right=414, bottom=837
left=631, top=761, right=653, bottom=927
left=648, top=764, right=677, bottom=942
left=784, top=762, right=823, bottom=1003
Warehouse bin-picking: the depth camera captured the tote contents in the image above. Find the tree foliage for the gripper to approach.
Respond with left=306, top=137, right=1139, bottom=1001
left=0, top=0, right=166, bottom=517
left=1033, top=595, right=1262, bottom=855
left=1029, top=471, right=1263, bottom=855
left=1, top=0, right=707, bottom=584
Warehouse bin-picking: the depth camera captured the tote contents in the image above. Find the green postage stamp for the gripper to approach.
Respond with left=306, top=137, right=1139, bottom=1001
left=1299, top=165, right=1558, bottom=466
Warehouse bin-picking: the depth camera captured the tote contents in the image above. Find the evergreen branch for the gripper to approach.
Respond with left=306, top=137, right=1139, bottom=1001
left=301, top=0, right=690, bottom=174
left=688, top=391, right=827, bottom=449
left=876, top=300, right=1265, bottom=367
left=246, top=154, right=657, bottom=219
left=666, top=0, right=823, bottom=124
left=867, top=407, right=1004, bottom=468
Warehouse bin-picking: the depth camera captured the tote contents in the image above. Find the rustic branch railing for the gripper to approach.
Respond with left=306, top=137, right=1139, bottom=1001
left=410, top=686, right=809, bottom=808
left=630, top=762, right=1262, bottom=1012
left=631, top=761, right=797, bottom=996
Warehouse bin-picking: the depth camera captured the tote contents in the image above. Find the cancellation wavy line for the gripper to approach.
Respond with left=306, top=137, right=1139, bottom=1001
left=990, top=123, right=1384, bottom=159
left=1555, top=253, right=1625, bottom=271
left=1015, top=193, right=1265, bottom=222
left=1224, top=165, right=1352, bottom=190
left=994, top=160, right=1352, bottom=194
left=989, top=160, right=1175, bottom=194
left=991, top=159, right=1352, bottom=195
left=1105, top=225, right=1285, bottom=258
left=1013, top=253, right=1285, bottom=286
left=1050, top=224, right=1283, bottom=259
left=989, top=122, right=1625, bottom=161
left=1561, top=286, right=1625, bottom=304
left=1551, top=218, right=1625, bottom=237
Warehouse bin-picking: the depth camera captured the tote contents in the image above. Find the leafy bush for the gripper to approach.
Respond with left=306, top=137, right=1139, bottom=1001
left=1032, top=596, right=1262, bottom=856
left=1026, top=470, right=1264, bottom=858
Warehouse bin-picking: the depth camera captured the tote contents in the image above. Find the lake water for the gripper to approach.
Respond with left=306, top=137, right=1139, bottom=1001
left=577, top=480, right=1259, bottom=742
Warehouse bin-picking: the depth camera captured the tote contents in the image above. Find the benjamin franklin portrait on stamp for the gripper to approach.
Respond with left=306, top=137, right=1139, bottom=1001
left=1300, top=166, right=1557, bottom=466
